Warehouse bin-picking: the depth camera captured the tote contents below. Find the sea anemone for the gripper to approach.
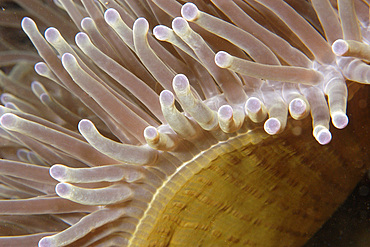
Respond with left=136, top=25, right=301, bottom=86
left=0, top=0, right=368, bottom=246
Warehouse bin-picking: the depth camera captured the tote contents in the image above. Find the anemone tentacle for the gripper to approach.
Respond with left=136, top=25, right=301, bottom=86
left=0, top=1, right=368, bottom=246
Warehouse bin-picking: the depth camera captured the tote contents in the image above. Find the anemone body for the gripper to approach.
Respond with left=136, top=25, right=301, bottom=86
left=0, top=0, right=369, bottom=246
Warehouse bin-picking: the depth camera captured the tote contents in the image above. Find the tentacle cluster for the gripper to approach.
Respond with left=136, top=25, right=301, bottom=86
left=0, top=0, right=368, bottom=246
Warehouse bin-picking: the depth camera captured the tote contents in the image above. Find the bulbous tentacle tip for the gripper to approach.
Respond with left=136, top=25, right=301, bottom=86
left=264, top=117, right=282, bottom=135
left=153, top=25, right=171, bottom=41
left=61, top=52, right=77, bottom=68
left=172, top=17, right=190, bottom=36
left=49, top=164, right=68, bottom=182
left=40, top=93, right=52, bottom=104
left=214, top=51, right=232, bottom=68
left=218, top=105, right=244, bottom=133
left=3, top=102, right=16, bottom=111
left=55, top=182, right=71, bottom=198
left=21, top=17, right=36, bottom=32
left=0, top=93, right=10, bottom=104
left=78, top=119, right=94, bottom=133
left=332, top=112, right=349, bottom=129
left=172, top=73, right=189, bottom=92
left=104, top=8, right=120, bottom=25
left=80, top=17, right=93, bottom=30
left=31, top=81, right=44, bottom=97
left=313, top=125, right=332, bottom=145
left=218, top=105, right=233, bottom=121
left=159, top=90, right=175, bottom=106
left=218, top=105, right=233, bottom=132
left=332, top=39, right=349, bottom=56
left=133, top=17, right=149, bottom=33
left=144, top=126, right=177, bottom=151
left=44, top=27, right=60, bottom=43
left=289, top=98, right=310, bottom=120
left=144, top=126, right=158, bottom=140
left=246, top=97, right=262, bottom=114
left=245, top=97, right=267, bottom=123
left=34, top=62, right=48, bottom=75
left=181, top=3, right=200, bottom=22
left=75, top=32, right=90, bottom=47
left=0, top=113, right=18, bottom=130
left=38, top=236, right=55, bottom=247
